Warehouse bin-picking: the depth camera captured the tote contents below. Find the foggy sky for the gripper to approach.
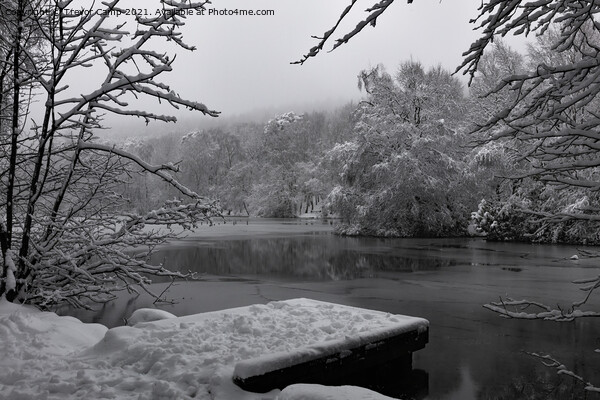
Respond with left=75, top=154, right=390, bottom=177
left=89, top=1, right=529, bottom=131
left=167, top=0, right=486, bottom=116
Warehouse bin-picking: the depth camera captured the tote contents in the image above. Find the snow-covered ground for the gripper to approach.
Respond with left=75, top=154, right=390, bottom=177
left=278, top=384, right=398, bottom=400
left=0, top=298, right=426, bottom=400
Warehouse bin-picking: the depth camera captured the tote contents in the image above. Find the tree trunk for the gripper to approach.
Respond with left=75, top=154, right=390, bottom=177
left=0, top=223, right=8, bottom=296
left=6, top=0, right=24, bottom=248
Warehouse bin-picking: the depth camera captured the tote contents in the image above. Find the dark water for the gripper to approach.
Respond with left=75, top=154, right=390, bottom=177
left=63, top=218, right=600, bottom=400
left=149, top=235, right=455, bottom=280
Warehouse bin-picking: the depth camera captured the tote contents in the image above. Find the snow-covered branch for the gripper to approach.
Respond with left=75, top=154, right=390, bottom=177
left=0, top=0, right=223, bottom=308
left=78, top=141, right=202, bottom=199
left=527, top=352, right=600, bottom=394
left=294, top=0, right=399, bottom=65
left=485, top=273, right=600, bottom=322
left=484, top=297, right=600, bottom=322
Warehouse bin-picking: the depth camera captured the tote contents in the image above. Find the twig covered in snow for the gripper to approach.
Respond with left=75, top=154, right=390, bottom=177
left=484, top=276, right=600, bottom=392
left=484, top=297, right=600, bottom=322
left=0, top=0, right=222, bottom=308
left=484, top=274, right=600, bottom=322
left=527, top=352, right=600, bottom=393
left=293, top=0, right=400, bottom=65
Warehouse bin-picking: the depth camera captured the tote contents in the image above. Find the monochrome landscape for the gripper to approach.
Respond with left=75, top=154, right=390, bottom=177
left=1, top=1, right=600, bottom=399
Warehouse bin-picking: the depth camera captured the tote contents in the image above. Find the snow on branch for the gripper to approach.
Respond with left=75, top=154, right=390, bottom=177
left=293, top=0, right=401, bottom=65
left=484, top=274, right=600, bottom=321
left=53, top=66, right=219, bottom=127
left=121, top=198, right=221, bottom=233
left=0, top=0, right=223, bottom=308
left=23, top=196, right=221, bottom=308
left=77, top=141, right=201, bottom=198
left=45, top=0, right=219, bottom=132
left=484, top=297, right=600, bottom=321
left=456, top=1, right=593, bottom=80
left=462, top=4, right=600, bottom=206
left=527, top=352, right=600, bottom=393
left=88, top=102, right=178, bottom=124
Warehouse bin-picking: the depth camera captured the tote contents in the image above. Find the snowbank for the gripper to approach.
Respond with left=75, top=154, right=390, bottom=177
left=277, top=384, right=397, bottom=400
left=126, top=308, right=177, bottom=326
left=0, top=298, right=107, bottom=359
left=0, top=298, right=427, bottom=399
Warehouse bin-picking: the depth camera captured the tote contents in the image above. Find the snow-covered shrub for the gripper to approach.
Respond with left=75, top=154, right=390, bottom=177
left=470, top=199, right=533, bottom=241
left=471, top=192, right=600, bottom=244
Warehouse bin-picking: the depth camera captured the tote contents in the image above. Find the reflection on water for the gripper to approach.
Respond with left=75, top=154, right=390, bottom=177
left=477, top=368, right=586, bottom=400
left=445, top=366, right=478, bottom=400
left=59, top=220, right=600, bottom=400
left=150, top=236, right=454, bottom=281
left=149, top=222, right=600, bottom=284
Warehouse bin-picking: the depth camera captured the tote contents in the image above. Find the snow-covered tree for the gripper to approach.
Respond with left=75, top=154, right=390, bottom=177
left=468, top=39, right=526, bottom=122
left=306, top=1, right=600, bottom=244
left=299, top=2, right=600, bottom=212
left=241, top=112, right=331, bottom=217
left=324, top=62, right=478, bottom=237
left=460, top=3, right=600, bottom=226
left=0, top=0, right=220, bottom=308
left=246, top=112, right=305, bottom=217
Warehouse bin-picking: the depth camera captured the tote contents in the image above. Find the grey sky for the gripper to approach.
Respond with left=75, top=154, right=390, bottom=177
left=95, top=1, right=528, bottom=129
left=166, top=0, right=485, bottom=116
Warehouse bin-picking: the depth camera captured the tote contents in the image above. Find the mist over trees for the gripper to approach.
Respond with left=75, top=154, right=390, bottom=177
left=120, top=17, right=600, bottom=245
left=124, top=21, right=599, bottom=245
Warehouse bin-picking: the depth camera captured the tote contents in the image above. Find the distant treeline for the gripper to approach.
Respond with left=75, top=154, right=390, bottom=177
left=120, top=43, right=600, bottom=244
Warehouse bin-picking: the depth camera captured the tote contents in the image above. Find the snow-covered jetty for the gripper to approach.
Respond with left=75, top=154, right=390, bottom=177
left=0, top=297, right=428, bottom=399
left=232, top=299, right=429, bottom=393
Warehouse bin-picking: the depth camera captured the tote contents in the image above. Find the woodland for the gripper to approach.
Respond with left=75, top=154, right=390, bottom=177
left=124, top=31, right=600, bottom=244
left=0, top=0, right=599, bottom=313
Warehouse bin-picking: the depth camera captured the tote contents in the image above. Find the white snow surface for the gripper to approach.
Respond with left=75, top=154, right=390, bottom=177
left=0, top=297, right=427, bottom=400
left=233, top=299, right=427, bottom=380
left=3, top=249, right=17, bottom=292
left=276, top=384, right=398, bottom=400
left=127, top=308, right=177, bottom=326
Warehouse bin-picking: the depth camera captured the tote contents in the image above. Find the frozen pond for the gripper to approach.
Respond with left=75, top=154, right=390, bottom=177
left=64, top=218, right=600, bottom=400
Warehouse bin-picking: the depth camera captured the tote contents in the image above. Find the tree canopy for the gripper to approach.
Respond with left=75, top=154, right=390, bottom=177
left=299, top=0, right=600, bottom=239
